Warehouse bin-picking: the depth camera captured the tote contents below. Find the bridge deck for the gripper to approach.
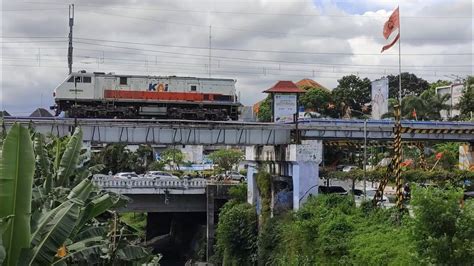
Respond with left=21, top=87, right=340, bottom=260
left=3, top=117, right=474, bottom=144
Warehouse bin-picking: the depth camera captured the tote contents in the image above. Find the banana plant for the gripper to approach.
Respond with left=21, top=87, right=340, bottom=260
left=0, top=123, right=35, bottom=266
left=56, top=128, right=83, bottom=186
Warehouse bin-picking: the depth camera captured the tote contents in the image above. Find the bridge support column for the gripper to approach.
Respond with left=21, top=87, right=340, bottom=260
left=292, top=161, right=319, bottom=210
left=206, top=186, right=215, bottom=261
left=246, top=163, right=258, bottom=205
left=246, top=140, right=322, bottom=211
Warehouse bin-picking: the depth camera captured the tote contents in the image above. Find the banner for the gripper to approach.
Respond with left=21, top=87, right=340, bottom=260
left=274, top=93, right=297, bottom=123
left=371, top=78, right=389, bottom=119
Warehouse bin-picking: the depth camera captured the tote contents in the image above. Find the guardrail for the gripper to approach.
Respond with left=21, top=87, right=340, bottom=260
left=93, top=176, right=208, bottom=189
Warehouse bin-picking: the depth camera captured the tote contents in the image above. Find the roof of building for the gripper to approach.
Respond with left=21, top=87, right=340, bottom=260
left=296, top=78, right=328, bottom=90
left=0, top=110, right=10, bottom=117
left=264, top=80, right=305, bottom=93
left=29, top=108, right=53, bottom=118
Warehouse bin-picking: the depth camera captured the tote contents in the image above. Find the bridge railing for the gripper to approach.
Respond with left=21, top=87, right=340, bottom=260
left=93, top=176, right=208, bottom=189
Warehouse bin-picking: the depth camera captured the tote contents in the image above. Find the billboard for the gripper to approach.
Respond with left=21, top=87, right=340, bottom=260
left=371, top=78, right=389, bottom=119
left=274, top=93, right=297, bottom=123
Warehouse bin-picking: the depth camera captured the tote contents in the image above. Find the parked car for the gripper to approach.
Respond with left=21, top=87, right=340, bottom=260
left=144, top=171, right=179, bottom=180
left=114, top=172, right=139, bottom=180
left=318, top=186, right=348, bottom=195
left=227, top=171, right=246, bottom=182
left=342, top=165, right=358, bottom=172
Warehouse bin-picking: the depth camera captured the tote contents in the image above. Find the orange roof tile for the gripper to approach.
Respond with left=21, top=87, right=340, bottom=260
left=264, top=81, right=305, bottom=93
left=296, top=79, right=327, bottom=90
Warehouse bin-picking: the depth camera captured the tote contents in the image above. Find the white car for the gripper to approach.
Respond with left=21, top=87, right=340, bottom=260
left=144, top=171, right=179, bottom=180
left=114, top=172, right=139, bottom=180
left=342, top=165, right=359, bottom=172
left=226, top=171, right=246, bottom=182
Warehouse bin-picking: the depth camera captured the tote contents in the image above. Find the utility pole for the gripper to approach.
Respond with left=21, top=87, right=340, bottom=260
left=68, top=4, right=74, bottom=74
left=208, top=25, right=212, bottom=77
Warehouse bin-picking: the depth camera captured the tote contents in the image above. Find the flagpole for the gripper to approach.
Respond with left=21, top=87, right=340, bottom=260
left=398, top=5, right=402, bottom=106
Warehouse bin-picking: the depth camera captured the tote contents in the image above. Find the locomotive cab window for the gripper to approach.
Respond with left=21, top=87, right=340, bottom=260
left=119, top=77, right=128, bottom=85
left=190, top=85, right=197, bottom=91
left=83, top=76, right=92, bottom=83
left=67, top=76, right=74, bottom=82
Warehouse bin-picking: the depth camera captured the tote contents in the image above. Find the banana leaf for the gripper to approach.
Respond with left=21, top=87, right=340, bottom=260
left=0, top=123, right=35, bottom=266
left=56, top=128, right=82, bottom=186
left=22, top=201, right=80, bottom=265
left=74, top=226, right=107, bottom=242
left=33, top=133, right=51, bottom=193
left=67, top=178, right=94, bottom=204
left=0, top=216, right=13, bottom=265
left=51, top=236, right=107, bottom=265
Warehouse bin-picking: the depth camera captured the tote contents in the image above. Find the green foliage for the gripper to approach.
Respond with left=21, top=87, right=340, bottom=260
left=56, top=128, right=83, bottom=186
left=256, top=170, right=272, bottom=223
left=387, top=72, right=430, bottom=98
left=256, top=95, right=272, bottom=122
left=411, top=185, right=474, bottom=264
left=0, top=123, right=35, bottom=266
left=208, top=149, right=244, bottom=173
left=160, top=148, right=184, bottom=170
left=228, top=183, right=247, bottom=203
left=120, top=213, right=147, bottom=237
left=459, top=76, right=474, bottom=119
left=257, top=217, right=281, bottom=266
left=332, top=75, right=371, bottom=118
left=299, top=86, right=337, bottom=117
left=147, top=160, right=166, bottom=171
left=432, top=142, right=460, bottom=170
left=215, top=202, right=258, bottom=266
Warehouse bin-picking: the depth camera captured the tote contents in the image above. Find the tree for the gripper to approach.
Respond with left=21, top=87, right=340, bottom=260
left=99, top=144, right=133, bottom=174
left=160, top=148, right=184, bottom=170
left=459, top=76, right=474, bottom=119
left=331, top=75, right=371, bottom=118
left=208, top=149, right=244, bottom=172
left=299, top=86, right=337, bottom=118
left=387, top=72, right=429, bottom=98
left=256, top=95, right=272, bottom=122
left=383, top=88, right=450, bottom=120
left=411, top=186, right=474, bottom=264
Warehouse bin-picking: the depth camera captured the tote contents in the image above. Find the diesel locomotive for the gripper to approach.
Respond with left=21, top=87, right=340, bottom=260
left=51, top=71, right=241, bottom=120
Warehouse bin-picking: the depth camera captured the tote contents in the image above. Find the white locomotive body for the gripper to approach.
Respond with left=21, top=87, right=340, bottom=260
left=52, top=71, right=241, bottom=120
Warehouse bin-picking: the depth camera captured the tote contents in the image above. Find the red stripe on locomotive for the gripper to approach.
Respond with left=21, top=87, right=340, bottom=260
left=104, top=90, right=220, bottom=101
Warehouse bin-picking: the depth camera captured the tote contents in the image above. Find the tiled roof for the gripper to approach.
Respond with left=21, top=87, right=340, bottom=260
left=264, top=81, right=305, bottom=93
left=296, top=79, right=327, bottom=90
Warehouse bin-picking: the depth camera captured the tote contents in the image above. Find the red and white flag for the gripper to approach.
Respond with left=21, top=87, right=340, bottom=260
left=381, top=7, right=400, bottom=53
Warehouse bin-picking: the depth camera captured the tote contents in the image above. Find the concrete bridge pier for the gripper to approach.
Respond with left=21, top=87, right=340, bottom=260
left=246, top=140, right=323, bottom=211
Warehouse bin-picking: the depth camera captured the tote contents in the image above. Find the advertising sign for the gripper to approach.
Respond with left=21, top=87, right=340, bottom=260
left=274, top=93, right=297, bottom=123
left=371, top=78, right=389, bottom=119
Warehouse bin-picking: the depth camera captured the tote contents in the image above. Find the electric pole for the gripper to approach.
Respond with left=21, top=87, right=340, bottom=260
left=68, top=4, right=74, bottom=74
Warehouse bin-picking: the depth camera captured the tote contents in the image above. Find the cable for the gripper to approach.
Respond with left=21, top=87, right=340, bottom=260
left=74, top=37, right=473, bottom=56
left=74, top=40, right=473, bottom=57
left=19, top=1, right=474, bottom=19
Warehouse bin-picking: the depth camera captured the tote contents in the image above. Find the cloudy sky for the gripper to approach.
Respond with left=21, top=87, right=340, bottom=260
left=1, top=0, right=473, bottom=115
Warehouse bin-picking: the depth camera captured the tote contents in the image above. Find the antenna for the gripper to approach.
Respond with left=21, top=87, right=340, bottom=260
left=68, top=4, right=74, bottom=74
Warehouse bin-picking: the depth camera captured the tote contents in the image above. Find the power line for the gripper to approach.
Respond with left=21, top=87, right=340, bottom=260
left=17, top=2, right=474, bottom=19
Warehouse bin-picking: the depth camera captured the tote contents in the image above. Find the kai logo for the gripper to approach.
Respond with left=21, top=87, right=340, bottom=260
left=148, top=83, right=168, bottom=92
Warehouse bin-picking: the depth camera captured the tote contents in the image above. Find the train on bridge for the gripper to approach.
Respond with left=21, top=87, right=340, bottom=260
left=51, top=71, right=241, bottom=121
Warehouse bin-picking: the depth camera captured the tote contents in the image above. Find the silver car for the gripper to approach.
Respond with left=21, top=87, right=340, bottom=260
left=114, top=172, right=139, bottom=180
left=145, top=171, right=179, bottom=180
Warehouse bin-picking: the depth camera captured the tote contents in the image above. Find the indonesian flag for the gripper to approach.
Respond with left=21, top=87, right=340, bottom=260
left=381, top=7, right=400, bottom=53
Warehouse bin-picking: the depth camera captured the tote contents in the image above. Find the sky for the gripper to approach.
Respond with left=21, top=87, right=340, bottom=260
left=1, top=0, right=473, bottom=115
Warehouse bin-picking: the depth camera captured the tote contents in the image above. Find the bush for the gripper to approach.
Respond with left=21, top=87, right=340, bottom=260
left=411, top=185, right=474, bottom=264
left=215, top=202, right=258, bottom=265
left=228, top=183, right=247, bottom=203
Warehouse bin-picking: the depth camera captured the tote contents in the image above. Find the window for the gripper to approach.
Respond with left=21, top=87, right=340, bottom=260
left=120, top=77, right=128, bottom=85
left=190, top=85, right=197, bottom=91
left=83, top=76, right=92, bottom=83
left=67, top=76, right=74, bottom=82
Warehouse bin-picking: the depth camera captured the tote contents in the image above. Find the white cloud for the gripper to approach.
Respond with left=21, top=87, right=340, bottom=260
left=1, top=0, right=472, bottom=113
